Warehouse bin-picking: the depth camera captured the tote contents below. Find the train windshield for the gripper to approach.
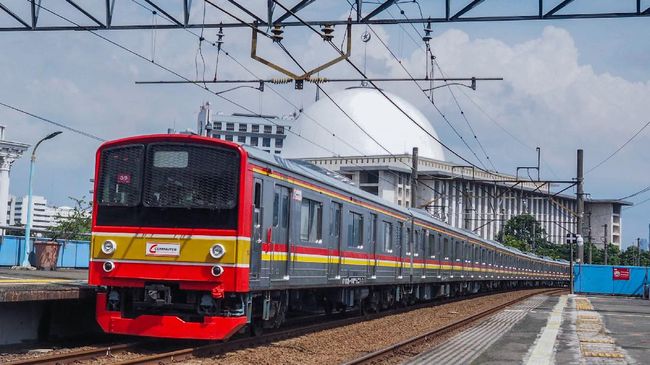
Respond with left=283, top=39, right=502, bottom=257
left=95, top=142, right=240, bottom=229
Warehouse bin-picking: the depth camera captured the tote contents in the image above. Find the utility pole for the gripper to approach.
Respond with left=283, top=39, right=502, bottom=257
left=603, top=223, right=607, bottom=265
left=576, top=149, right=584, bottom=264
left=637, top=237, right=641, bottom=266
left=411, top=147, right=418, bottom=209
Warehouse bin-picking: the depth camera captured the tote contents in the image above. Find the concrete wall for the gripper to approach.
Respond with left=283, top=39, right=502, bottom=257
left=0, top=298, right=99, bottom=345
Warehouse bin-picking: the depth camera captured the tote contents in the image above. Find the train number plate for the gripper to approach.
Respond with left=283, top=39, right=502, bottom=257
left=341, top=277, right=366, bottom=285
left=146, top=242, right=180, bottom=257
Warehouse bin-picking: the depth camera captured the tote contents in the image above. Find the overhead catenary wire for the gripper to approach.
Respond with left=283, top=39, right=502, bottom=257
left=0, top=101, right=105, bottom=142
left=384, top=4, right=560, bottom=179
left=585, top=120, right=650, bottom=175
left=32, top=1, right=438, bottom=206
left=619, top=185, right=650, bottom=201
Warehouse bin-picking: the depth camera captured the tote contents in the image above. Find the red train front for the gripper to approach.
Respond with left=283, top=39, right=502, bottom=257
left=89, top=134, right=252, bottom=340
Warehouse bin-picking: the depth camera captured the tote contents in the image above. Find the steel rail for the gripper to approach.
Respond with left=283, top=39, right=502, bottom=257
left=342, top=288, right=566, bottom=365
left=5, top=342, right=144, bottom=365
left=101, top=288, right=564, bottom=365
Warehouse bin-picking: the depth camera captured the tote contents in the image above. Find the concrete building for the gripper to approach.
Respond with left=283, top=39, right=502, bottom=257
left=196, top=102, right=292, bottom=155
left=7, top=195, right=74, bottom=231
left=584, top=200, right=631, bottom=249
left=0, top=126, right=29, bottom=231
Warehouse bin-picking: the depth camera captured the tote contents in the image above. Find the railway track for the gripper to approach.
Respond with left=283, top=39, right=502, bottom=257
left=342, top=288, right=566, bottom=365
left=6, top=287, right=564, bottom=365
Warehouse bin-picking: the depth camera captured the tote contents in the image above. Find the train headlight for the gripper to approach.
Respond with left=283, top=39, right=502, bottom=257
left=211, top=265, right=224, bottom=277
left=103, top=261, right=115, bottom=272
left=101, top=240, right=117, bottom=255
left=209, top=244, right=226, bottom=259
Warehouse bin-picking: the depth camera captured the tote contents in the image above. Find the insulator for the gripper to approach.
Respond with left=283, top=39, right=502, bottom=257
left=271, top=25, right=284, bottom=42
left=308, top=77, right=327, bottom=84
left=321, top=24, right=335, bottom=41
left=216, top=26, right=225, bottom=47
left=271, top=78, right=291, bottom=84
left=422, top=21, right=432, bottom=43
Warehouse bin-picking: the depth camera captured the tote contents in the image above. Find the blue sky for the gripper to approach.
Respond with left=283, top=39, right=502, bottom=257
left=0, top=1, right=648, bottom=247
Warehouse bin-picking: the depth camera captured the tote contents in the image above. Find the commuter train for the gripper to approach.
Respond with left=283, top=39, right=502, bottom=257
left=89, top=134, right=569, bottom=340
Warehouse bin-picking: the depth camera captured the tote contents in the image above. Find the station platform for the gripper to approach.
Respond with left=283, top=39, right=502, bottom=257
left=0, top=267, right=90, bottom=302
left=407, top=292, right=650, bottom=365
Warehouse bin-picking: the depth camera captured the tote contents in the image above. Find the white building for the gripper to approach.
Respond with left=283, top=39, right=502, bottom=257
left=6, top=195, right=74, bottom=231
left=196, top=102, right=292, bottom=155
left=280, top=87, right=628, bottom=247
left=584, top=200, right=631, bottom=248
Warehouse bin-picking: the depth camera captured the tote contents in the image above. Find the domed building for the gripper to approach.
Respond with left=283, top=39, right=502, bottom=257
left=282, top=87, right=445, bottom=161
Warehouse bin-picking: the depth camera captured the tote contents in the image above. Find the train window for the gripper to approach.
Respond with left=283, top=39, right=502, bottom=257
left=414, top=230, right=420, bottom=255
left=443, top=237, right=450, bottom=259
left=330, top=202, right=342, bottom=238
left=370, top=214, right=377, bottom=245
left=455, top=240, right=462, bottom=260
left=428, top=232, right=436, bottom=258
left=300, top=198, right=323, bottom=243
left=406, top=228, right=412, bottom=254
left=396, top=222, right=403, bottom=252
left=97, top=144, right=144, bottom=207
left=383, top=221, right=393, bottom=252
left=273, top=191, right=279, bottom=227
left=349, top=212, right=364, bottom=248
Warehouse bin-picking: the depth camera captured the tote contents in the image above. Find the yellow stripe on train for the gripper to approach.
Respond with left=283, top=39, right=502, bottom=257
left=91, top=233, right=250, bottom=266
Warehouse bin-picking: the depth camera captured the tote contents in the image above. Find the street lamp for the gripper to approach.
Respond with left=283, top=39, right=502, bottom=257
left=20, top=131, right=62, bottom=268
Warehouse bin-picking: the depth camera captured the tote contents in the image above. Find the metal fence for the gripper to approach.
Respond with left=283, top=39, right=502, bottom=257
left=574, top=264, right=650, bottom=296
left=0, top=235, right=90, bottom=268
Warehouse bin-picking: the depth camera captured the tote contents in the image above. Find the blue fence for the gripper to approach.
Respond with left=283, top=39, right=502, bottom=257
left=0, top=235, right=90, bottom=268
left=574, top=264, right=650, bottom=296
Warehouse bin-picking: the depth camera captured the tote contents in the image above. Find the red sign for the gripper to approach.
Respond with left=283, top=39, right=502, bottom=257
left=117, top=173, right=131, bottom=184
left=613, top=267, right=630, bottom=280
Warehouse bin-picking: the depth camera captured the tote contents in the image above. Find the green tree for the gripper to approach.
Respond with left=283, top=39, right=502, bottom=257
left=47, top=197, right=91, bottom=241
left=497, top=214, right=548, bottom=252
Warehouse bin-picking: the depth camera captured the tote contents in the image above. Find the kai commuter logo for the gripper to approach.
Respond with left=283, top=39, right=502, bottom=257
left=146, top=243, right=180, bottom=256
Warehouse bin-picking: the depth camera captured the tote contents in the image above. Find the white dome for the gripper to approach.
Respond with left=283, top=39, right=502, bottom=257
left=282, top=87, right=445, bottom=160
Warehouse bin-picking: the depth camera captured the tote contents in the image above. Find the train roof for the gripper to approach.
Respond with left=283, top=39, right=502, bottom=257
left=245, top=146, right=566, bottom=266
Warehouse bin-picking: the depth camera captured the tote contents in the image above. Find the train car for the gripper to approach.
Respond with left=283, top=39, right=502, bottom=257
left=89, top=134, right=569, bottom=340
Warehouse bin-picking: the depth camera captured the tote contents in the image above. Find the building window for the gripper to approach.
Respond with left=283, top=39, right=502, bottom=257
left=215, top=122, right=222, bottom=130
left=237, top=136, right=246, bottom=143
left=300, top=198, right=323, bottom=243
left=276, top=126, right=285, bottom=134
left=213, top=134, right=221, bottom=139
left=274, top=150, right=281, bottom=154
left=360, top=170, right=379, bottom=184
left=349, top=212, right=363, bottom=248
left=250, top=136, right=258, bottom=146
left=264, top=125, right=272, bottom=134
left=226, top=123, right=234, bottom=131
left=275, top=139, right=283, bottom=148
left=225, top=135, right=233, bottom=141
left=360, top=186, right=379, bottom=196
left=264, top=149, right=270, bottom=153
left=252, top=124, right=259, bottom=133
left=238, top=123, right=247, bottom=132
left=262, top=138, right=271, bottom=147
left=383, top=221, right=393, bottom=252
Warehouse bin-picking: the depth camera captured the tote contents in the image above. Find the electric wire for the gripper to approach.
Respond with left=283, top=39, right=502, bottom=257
left=585, top=120, right=650, bottom=175
left=0, top=101, right=105, bottom=142
left=385, top=4, right=558, bottom=179
left=33, top=1, right=437, bottom=206
left=619, top=185, right=650, bottom=201
left=386, top=4, right=497, bottom=172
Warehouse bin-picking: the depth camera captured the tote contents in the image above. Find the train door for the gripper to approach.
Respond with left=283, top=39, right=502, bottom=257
left=416, top=230, right=425, bottom=278
left=250, top=178, right=263, bottom=280
left=441, top=236, right=451, bottom=278
left=369, top=213, right=378, bottom=277
left=271, top=185, right=291, bottom=280
left=328, top=202, right=342, bottom=279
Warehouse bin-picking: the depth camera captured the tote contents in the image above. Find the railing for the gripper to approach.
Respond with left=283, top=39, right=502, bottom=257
left=0, top=235, right=90, bottom=268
